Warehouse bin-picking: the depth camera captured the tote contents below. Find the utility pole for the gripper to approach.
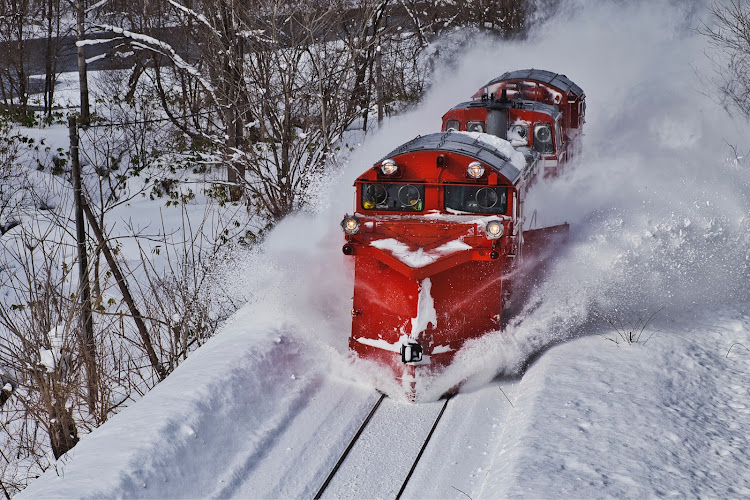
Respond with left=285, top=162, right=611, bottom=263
left=69, top=116, right=97, bottom=415
left=69, top=117, right=165, bottom=383
left=376, top=44, right=383, bottom=126
left=75, top=0, right=90, bottom=124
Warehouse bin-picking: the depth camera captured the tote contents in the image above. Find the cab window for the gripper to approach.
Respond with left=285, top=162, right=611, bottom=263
left=444, top=185, right=508, bottom=214
left=361, top=183, right=425, bottom=211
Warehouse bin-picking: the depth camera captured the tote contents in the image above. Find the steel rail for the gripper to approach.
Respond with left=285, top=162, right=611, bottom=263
left=314, top=393, right=386, bottom=499
left=396, top=396, right=452, bottom=499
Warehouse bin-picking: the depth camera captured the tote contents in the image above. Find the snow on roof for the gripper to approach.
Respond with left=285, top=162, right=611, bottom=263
left=456, top=131, right=527, bottom=170
left=377, top=131, right=523, bottom=184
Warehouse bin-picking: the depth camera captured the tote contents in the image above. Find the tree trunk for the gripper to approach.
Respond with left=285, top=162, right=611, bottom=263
left=49, top=405, right=79, bottom=459
left=376, top=44, right=383, bottom=125
left=14, top=16, right=27, bottom=109
left=225, top=106, right=245, bottom=202
left=80, top=196, right=167, bottom=381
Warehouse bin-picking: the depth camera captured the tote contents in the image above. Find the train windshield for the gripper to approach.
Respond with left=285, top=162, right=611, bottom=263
left=361, top=183, right=425, bottom=211
left=444, top=185, right=508, bottom=215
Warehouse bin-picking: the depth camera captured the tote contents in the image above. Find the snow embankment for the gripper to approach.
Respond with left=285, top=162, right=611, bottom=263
left=19, top=307, right=750, bottom=498
left=479, top=311, right=750, bottom=498
left=16, top=308, right=335, bottom=498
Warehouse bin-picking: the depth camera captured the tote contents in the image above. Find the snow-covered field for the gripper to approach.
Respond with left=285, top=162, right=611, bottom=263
left=17, top=0, right=750, bottom=497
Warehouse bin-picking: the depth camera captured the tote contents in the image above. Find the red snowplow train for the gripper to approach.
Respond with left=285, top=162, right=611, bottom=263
left=341, top=69, right=585, bottom=400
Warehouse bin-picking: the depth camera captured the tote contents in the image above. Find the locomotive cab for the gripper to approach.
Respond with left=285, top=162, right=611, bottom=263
left=443, top=102, right=563, bottom=177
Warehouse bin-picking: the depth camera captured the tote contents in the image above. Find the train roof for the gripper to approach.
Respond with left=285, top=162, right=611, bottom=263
left=483, top=68, right=585, bottom=98
left=448, top=99, right=562, bottom=120
left=377, top=131, right=523, bottom=184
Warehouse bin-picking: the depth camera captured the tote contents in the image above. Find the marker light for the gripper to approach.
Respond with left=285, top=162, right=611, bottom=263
left=467, top=161, right=485, bottom=179
left=445, top=119, right=460, bottom=132
left=380, top=159, right=398, bottom=175
left=486, top=220, right=504, bottom=239
left=510, top=124, right=528, bottom=139
left=341, top=215, right=361, bottom=235
left=467, top=121, right=486, bottom=133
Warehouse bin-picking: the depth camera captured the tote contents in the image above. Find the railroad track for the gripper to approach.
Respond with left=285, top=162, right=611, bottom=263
left=315, top=394, right=452, bottom=499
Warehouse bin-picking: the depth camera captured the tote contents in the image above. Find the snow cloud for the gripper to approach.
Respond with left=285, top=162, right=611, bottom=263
left=221, top=0, right=750, bottom=399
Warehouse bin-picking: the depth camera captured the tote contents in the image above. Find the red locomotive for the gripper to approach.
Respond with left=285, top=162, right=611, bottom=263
left=341, top=70, right=584, bottom=400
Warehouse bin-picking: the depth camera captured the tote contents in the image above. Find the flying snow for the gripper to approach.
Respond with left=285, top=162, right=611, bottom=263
left=218, top=0, right=750, bottom=400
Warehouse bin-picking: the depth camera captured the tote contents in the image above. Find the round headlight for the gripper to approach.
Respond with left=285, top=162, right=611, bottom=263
left=486, top=220, right=503, bottom=239
left=467, top=161, right=485, bottom=179
left=341, top=215, right=361, bottom=235
left=534, top=124, right=552, bottom=143
left=380, top=159, right=398, bottom=175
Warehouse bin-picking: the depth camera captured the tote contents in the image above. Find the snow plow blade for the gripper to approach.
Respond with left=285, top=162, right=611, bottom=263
left=523, top=223, right=569, bottom=264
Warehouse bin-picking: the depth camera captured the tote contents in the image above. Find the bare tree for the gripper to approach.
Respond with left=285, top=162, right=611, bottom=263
left=397, top=0, right=533, bottom=39
left=700, top=0, right=750, bottom=120
left=42, top=0, right=65, bottom=116
left=130, top=203, right=250, bottom=372
left=75, top=0, right=91, bottom=122
left=0, top=0, right=32, bottom=110
left=89, top=0, right=401, bottom=217
left=0, top=217, right=84, bottom=462
left=0, top=117, right=23, bottom=231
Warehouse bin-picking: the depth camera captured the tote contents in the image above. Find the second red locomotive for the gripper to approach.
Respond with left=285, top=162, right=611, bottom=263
left=443, top=68, right=585, bottom=177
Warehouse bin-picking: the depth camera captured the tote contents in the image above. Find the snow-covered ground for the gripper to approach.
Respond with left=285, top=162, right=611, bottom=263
left=17, top=0, right=750, bottom=497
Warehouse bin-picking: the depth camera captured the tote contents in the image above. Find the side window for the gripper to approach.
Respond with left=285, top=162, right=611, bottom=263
left=361, top=183, right=425, bottom=211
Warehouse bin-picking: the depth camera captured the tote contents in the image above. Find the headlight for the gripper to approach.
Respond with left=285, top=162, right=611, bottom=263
left=445, top=119, right=460, bottom=132
left=341, top=215, right=360, bottom=235
left=466, top=161, right=485, bottom=179
left=486, top=220, right=504, bottom=239
left=380, top=159, right=398, bottom=175
left=467, top=121, right=486, bottom=133
left=534, top=124, right=552, bottom=143
left=533, top=123, right=554, bottom=153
